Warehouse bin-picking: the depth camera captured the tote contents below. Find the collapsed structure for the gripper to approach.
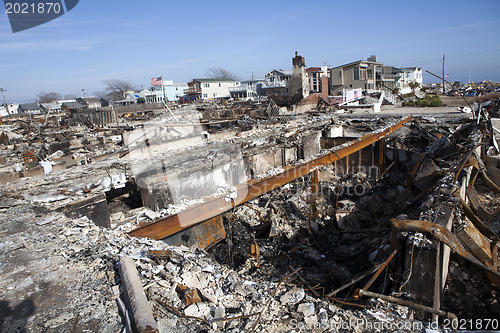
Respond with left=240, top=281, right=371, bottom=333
left=0, top=94, right=499, bottom=332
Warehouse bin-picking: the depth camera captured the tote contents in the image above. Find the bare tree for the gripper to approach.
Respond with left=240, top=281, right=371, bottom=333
left=103, top=79, right=137, bottom=100
left=63, top=94, right=76, bottom=100
left=37, top=92, right=62, bottom=103
left=206, top=67, right=239, bottom=81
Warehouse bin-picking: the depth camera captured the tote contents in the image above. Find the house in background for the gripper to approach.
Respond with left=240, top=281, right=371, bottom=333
left=112, top=93, right=139, bottom=106
left=18, top=103, right=42, bottom=114
left=329, top=55, right=384, bottom=95
left=0, top=103, right=19, bottom=116
left=229, top=79, right=265, bottom=100
left=163, top=81, right=188, bottom=101
left=40, top=102, right=63, bottom=113
left=397, top=67, right=423, bottom=94
left=306, top=65, right=329, bottom=94
left=77, top=97, right=102, bottom=109
left=62, top=101, right=85, bottom=110
left=328, top=55, right=421, bottom=95
left=145, top=81, right=188, bottom=103
left=184, top=78, right=237, bottom=101
left=262, top=69, right=292, bottom=96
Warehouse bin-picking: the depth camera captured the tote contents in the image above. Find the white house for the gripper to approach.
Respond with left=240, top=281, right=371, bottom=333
left=306, top=65, right=329, bottom=94
left=184, top=78, right=237, bottom=101
left=0, top=103, right=19, bottom=116
left=263, top=69, right=292, bottom=88
left=397, top=67, right=423, bottom=94
left=229, top=80, right=265, bottom=100
left=41, top=102, right=63, bottom=113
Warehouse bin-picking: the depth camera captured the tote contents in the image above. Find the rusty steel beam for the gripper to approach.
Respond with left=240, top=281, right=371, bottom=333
left=159, top=216, right=226, bottom=250
left=391, top=218, right=500, bottom=280
left=454, top=193, right=499, bottom=242
left=128, top=116, right=411, bottom=240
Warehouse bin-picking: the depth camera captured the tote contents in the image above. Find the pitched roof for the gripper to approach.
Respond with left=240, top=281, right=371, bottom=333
left=78, top=97, right=101, bottom=103
left=331, top=59, right=384, bottom=70
left=267, top=69, right=293, bottom=76
left=19, top=103, right=41, bottom=110
left=41, top=103, right=62, bottom=110
left=306, top=67, right=322, bottom=72
left=63, top=101, right=85, bottom=108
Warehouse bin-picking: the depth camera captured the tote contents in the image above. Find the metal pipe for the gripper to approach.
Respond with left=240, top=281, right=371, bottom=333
left=356, top=289, right=458, bottom=321
left=119, top=257, right=158, bottom=333
left=326, top=264, right=381, bottom=297
left=360, top=247, right=399, bottom=292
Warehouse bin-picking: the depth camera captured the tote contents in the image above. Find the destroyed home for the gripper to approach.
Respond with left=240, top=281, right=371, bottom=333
left=2, top=0, right=500, bottom=325
left=1, top=70, right=500, bottom=332
left=77, top=97, right=103, bottom=109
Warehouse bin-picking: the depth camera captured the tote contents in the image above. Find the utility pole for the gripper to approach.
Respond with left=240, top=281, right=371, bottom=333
left=161, top=75, right=166, bottom=103
left=0, top=88, right=10, bottom=115
left=82, top=88, right=86, bottom=98
left=442, top=54, right=445, bottom=95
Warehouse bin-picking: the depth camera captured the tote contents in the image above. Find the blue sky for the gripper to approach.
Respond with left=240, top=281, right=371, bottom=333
left=1, top=0, right=500, bottom=102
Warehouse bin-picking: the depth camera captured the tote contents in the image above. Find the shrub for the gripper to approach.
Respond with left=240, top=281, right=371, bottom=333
left=416, top=99, right=428, bottom=107
left=429, top=95, right=442, bottom=107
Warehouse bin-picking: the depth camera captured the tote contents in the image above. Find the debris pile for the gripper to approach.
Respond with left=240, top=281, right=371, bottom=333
left=1, top=96, right=499, bottom=332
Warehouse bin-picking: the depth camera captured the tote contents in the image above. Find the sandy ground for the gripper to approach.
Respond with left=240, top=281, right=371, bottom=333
left=338, top=95, right=473, bottom=119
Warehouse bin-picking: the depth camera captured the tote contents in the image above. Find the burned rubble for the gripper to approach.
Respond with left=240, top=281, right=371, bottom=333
left=0, top=97, right=499, bottom=332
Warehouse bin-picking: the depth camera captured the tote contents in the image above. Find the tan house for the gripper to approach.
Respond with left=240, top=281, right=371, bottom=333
left=329, top=55, right=402, bottom=95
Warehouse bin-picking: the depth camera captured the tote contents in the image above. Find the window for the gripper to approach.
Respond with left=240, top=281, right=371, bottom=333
left=354, top=67, right=366, bottom=80
left=219, top=83, right=221, bottom=87
left=203, top=93, right=208, bottom=98
left=213, top=93, right=217, bottom=97
left=203, top=83, right=210, bottom=88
